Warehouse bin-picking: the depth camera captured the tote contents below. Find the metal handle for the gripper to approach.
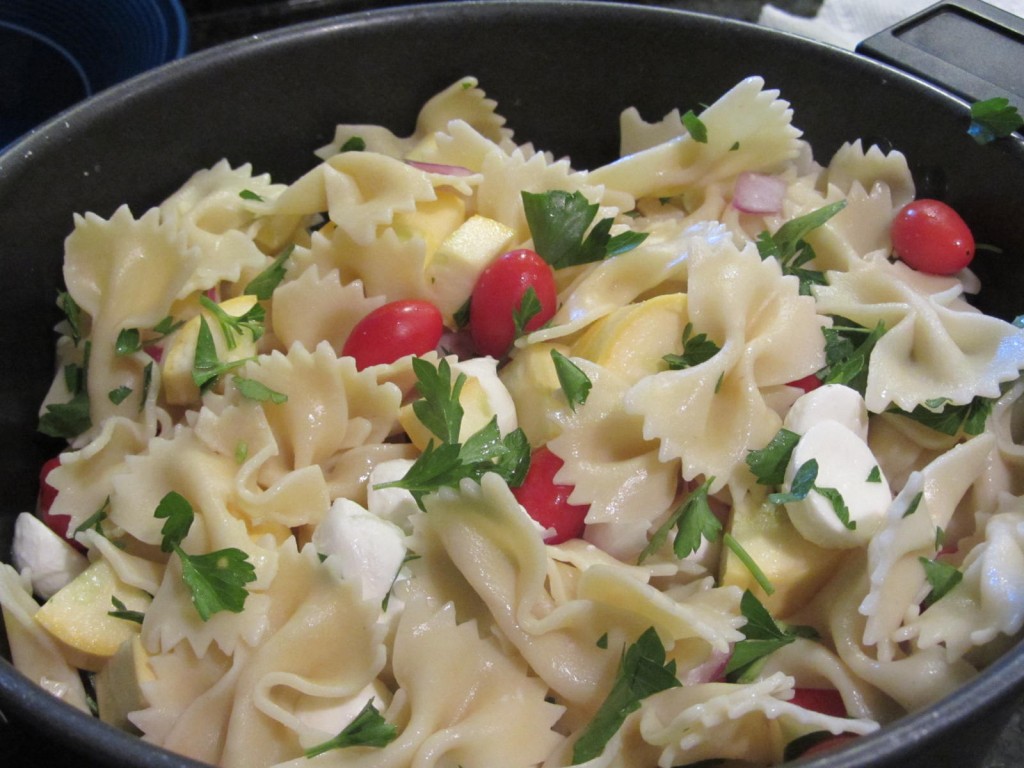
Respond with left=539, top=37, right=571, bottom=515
left=856, top=0, right=1024, bottom=111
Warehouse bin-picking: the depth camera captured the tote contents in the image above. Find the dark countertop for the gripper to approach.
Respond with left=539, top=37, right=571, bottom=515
left=2, top=1, right=1023, bottom=767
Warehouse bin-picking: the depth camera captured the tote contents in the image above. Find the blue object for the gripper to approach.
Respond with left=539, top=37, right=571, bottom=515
left=0, top=0, right=189, bottom=147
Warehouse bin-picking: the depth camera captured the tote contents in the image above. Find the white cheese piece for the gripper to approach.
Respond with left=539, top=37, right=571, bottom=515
left=12, top=512, right=88, bottom=599
left=366, top=459, right=420, bottom=530
left=783, top=420, right=891, bottom=549
left=313, top=499, right=406, bottom=602
left=784, top=383, right=869, bottom=440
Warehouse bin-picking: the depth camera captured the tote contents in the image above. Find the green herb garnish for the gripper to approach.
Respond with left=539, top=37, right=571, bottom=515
left=756, top=201, right=846, bottom=294
left=304, top=699, right=397, bottom=758
left=108, top=596, right=145, bottom=624
left=638, top=477, right=717, bottom=563
left=918, top=556, right=963, bottom=610
left=768, top=459, right=855, bottom=531
left=233, top=376, right=287, bottom=404
left=681, top=110, right=708, bottom=143
left=663, top=323, right=720, bottom=370
left=890, top=395, right=993, bottom=437
left=245, top=244, right=294, bottom=300
left=571, top=627, right=681, bottom=764
left=513, top=285, right=542, bottom=339
left=745, top=428, right=800, bottom=486
left=551, top=350, right=592, bottom=412
left=968, top=97, right=1023, bottom=145
left=154, top=491, right=256, bottom=621
left=818, top=318, right=886, bottom=394
left=725, top=590, right=818, bottom=682
left=522, top=190, right=647, bottom=270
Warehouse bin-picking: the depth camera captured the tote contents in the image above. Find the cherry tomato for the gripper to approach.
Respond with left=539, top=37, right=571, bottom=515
left=38, top=456, right=72, bottom=540
left=790, top=687, right=847, bottom=718
left=511, top=446, right=589, bottom=544
left=890, top=199, right=975, bottom=275
left=470, top=249, right=557, bottom=358
left=342, top=300, right=444, bottom=370
left=788, top=373, right=822, bottom=393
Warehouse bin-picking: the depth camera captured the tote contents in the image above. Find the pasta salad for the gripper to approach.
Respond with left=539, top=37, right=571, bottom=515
left=3, top=75, right=1024, bottom=767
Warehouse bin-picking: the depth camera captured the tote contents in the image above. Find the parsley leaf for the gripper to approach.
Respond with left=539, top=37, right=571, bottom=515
left=410, top=357, right=465, bottom=445
left=340, top=136, right=367, bottom=153
left=108, top=386, right=132, bottom=405
left=902, top=490, right=924, bottom=518
left=153, top=491, right=256, bottom=621
left=108, top=596, right=145, bottom=624
left=198, top=295, right=265, bottom=351
left=379, top=359, right=531, bottom=508
left=968, top=97, right=1024, bottom=145
left=39, top=341, right=92, bottom=439
left=304, top=699, right=397, bottom=758
left=723, top=533, right=776, bottom=595
left=638, top=477, right=717, bottom=563
left=238, top=189, right=264, bottom=201
left=192, top=316, right=253, bottom=389
left=745, top=428, right=800, bottom=486
left=890, top=395, right=993, bottom=437
left=681, top=109, right=708, bottom=143
left=725, top=590, right=818, bottom=682
left=177, top=545, right=257, bottom=621
left=522, top=190, right=647, bottom=269
left=551, top=350, right=592, bottom=412
left=58, top=291, right=84, bottom=344
left=756, top=201, right=847, bottom=294
left=571, top=627, right=680, bottom=764
left=818, top=318, right=886, bottom=394
left=245, top=244, right=294, bottom=300
left=663, top=323, right=720, bottom=370
left=513, top=286, right=542, bottom=339
left=74, top=497, right=109, bottom=537
left=768, top=459, right=855, bottom=531
left=867, top=466, right=882, bottom=483
left=115, top=328, right=142, bottom=356
left=233, top=376, right=287, bottom=404
left=918, top=556, right=963, bottom=610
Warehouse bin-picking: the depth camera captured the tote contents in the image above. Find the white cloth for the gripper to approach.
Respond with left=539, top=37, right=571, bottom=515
left=759, top=0, right=1024, bottom=50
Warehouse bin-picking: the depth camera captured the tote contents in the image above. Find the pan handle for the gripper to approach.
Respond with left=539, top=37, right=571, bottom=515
left=856, top=0, right=1024, bottom=112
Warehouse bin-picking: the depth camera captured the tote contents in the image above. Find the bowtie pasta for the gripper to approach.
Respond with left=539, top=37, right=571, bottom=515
left=4, top=75, right=1024, bottom=768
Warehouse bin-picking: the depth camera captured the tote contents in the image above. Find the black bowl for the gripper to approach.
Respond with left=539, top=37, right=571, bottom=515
left=2, top=2, right=1023, bottom=767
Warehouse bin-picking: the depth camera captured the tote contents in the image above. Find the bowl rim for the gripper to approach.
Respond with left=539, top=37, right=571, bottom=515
left=1, top=3, right=1022, bottom=767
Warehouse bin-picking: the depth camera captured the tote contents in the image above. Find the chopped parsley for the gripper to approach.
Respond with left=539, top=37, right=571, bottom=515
left=571, top=627, right=681, bottom=764
left=191, top=316, right=253, bottom=390
left=304, top=699, right=397, bottom=758
left=638, top=477, right=718, bottom=563
left=521, top=190, right=647, bottom=270
left=867, top=465, right=882, bottom=483
left=377, top=358, right=531, bottom=508
left=818, top=317, right=886, bottom=395
left=745, top=428, right=800, bottom=486
left=768, top=459, right=855, bottom=531
left=513, top=285, right=543, bottom=339
left=238, top=189, right=264, bottom=202
left=108, top=385, right=132, bottom=405
left=58, top=291, right=84, bottom=344
left=902, top=490, right=924, bottom=518
left=681, top=110, right=708, bottom=143
left=918, top=556, right=963, bottom=610
left=968, top=97, right=1023, bottom=145
left=245, top=244, right=294, bottom=300
left=107, top=596, right=145, bottom=624
left=39, top=341, right=92, bottom=439
left=115, top=316, right=185, bottom=357
left=756, top=200, right=847, bottom=295
left=725, top=590, right=818, bottom=683
left=198, top=295, right=265, bottom=351
left=233, top=376, right=287, bottom=404
left=890, top=395, right=993, bottom=437
left=663, top=323, right=721, bottom=370
left=74, top=497, right=110, bottom=537
left=340, top=136, right=367, bottom=153
left=723, top=533, right=776, bottom=596
left=154, top=491, right=257, bottom=621
left=551, top=349, right=592, bottom=412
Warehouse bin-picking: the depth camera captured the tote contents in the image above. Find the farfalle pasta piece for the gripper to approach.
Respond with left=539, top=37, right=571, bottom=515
left=633, top=672, right=877, bottom=767
left=902, top=493, right=1024, bottom=661
left=159, top=160, right=284, bottom=294
left=588, top=77, right=802, bottom=207
left=814, top=255, right=1024, bottom=412
left=825, top=140, right=915, bottom=210
left=316, top=76, right=513, bottom=160
left=625, top=237, right=826, bottom=489
left=530, top=221, right=728, bottom=344
left=860, top=434, right=994, bottom=660
left=0, top=564, right=90, bottom=713
left=546, top=359, right=680, bottom=553
left=618, top=106, right=686, bottom=156
left=63, top=206, right=198, bottom=437
left=271, top=269, right=385, bottom=357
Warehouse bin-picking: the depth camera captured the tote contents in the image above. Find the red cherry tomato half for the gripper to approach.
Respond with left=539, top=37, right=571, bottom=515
left=788, top=373, right=822, bottom=393
left=342, top=300, right=444, bottom=370
left=511, top=446, right=589, bottom=544
left=890, top=199, right=975, bottom=276
left=38, top=456, right=72, bottom=540
left=470, top=249, right=557, bottom=358
left=790, top=687, right=847, bottom=719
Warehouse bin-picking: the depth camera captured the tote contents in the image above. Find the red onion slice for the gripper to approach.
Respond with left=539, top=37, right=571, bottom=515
left=732, top=172, right=787, bottom=214
left=406, top=160, right=474, bottom=176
